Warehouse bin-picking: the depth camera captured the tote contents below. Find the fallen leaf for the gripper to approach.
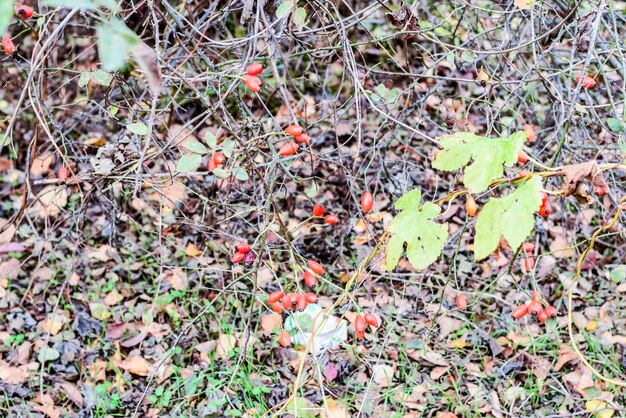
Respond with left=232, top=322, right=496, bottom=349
left=449, top=338, right=469, bottom=349
left=514, top=0, right=532, bottom=9
left=555, top=345, right=580, bottom=371
left=185, top=243, right=202, bottom=257
left=58, top=381, right=83, bottom=407
left=0, top=365, right=29, bottom=384
left=216, top=334, right=237, bottom=359
left=321, top=398, right=350, bottom=418
left=371, top=364, right=395, bottom=387
left=119, top=355, right=151, bottom=376
left=260, top=313, right=282, bottom=334
left=324, top=362, right=339, bottom=382
left=585, top=399, right=615, bottom=418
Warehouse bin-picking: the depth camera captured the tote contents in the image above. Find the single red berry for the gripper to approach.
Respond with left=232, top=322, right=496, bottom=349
left=296, top=294, right=308, bottom=312
left=537, top=309, right=548, bottom=324
left=213, top=152, right=226, bottom=165
left=288, top=293, right=298, bottom=308
left=312, top=203, right=324, bottom=217
left=208, top=159, right=218, bottom=172
left=465, top=195, right=477, bottom=217
left=242, top=74, right=262, bottom=92
left=512, top=304, right=528, bottom=319
left=278, top=142, right=299, bottom=157
left=268, top=290, right=284, bottom=304
left=539, top=203, right=553, bottom=217
left=324, top=214, right=338, bottom=225
left=294, top=133, right=311, bottom=144
left=544, top=305, right=558, bottom=319
left=521, top=242, right=535, bottom=254
left=517, top=150, right=528, bottom=163
left=307, top=260, right=324, bottom=275
left=270, top=301, right=283, bottom=314
left=354, top=314, right=366, bottom=338
left=522, top=257, right=535, bottom=273
left=16, top=5, right=34, bottom=19
left=304, top=292, right=318, bottom=304
left=246, top=63, right=264, bottom=76
left=282, top=294, right=293, bottom=311
left=361, top=191, right=374, bottom=213
left=595, top=185, right=606, bottom=196
left=455, top=294, right=468, bottom=311
left=284, top=124, right=303, bottom=137
left=58, top=166, right=69, bottom=183
left=523, top=124, right=536, bottom=143
left=303, top=271, right=318, bottom=288
left=278, top=330, right=292, bottom=347
left=236, top=242, right=251, bottom=254
left=576, top=75, right=596, bottom=89
left=528, top=301, right=542, bottom=316
left=231, top=252, right=245, bottom=263
left=364, top=312, right=378, bottom=327
left=2, top=33, right=15, bottom=55
left=517, top=169, right=532, bottom=178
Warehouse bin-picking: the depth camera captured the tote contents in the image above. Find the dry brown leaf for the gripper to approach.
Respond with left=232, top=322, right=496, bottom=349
left=119, top=355, right=151, bottom=376
left=371, top=364, right=395, bottom=387
left=0, top=365, right=29, bottom=384
left=449, top=338, right=469, bottom=349
left=260, top=313, right=282, bottom=335
left=321, top=399, right=351, bottom=418
left=59, top=381, right=84, bottom=407
left=104, top=290, right=124, bottom=306
left=430, top=366, right=450, bottom=380
left=34, top=393, right=61, bottom=418
left=41, top=315, right=68, bottom=336
left=165, top=268, right=188, bottom=290
left=0, top=218, right=16, bottom=245
left=216, top=334, right=237, bottom=359
left=31, top=152, right=55, bottom=177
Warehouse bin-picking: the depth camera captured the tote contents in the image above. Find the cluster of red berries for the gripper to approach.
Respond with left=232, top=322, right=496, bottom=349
left=520, top=241, right=535, bottom=272
left=207, top=151, right=225, bottom=172
left=512, top=290, right=557, bottom=324
left=2, top=5, right=35, bottom=55
left=576, top=74, right=596, bottom=89
left=311, top=203, right=339, bottom=225
left=268, top=289, right=319, bottom=315
left=242, top=63, right=264, bottom=92
left=230, top=242, right=254, bottom=266
left=354, top=312, right=378, bottom=339
left=278, top=124, right=310, bottom=157
left=538, top=191, right=552, bottom=217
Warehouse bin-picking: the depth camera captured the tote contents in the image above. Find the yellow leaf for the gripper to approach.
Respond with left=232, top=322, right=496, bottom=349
left=514, top=0, right=532, bottom=9
left=586, top=320, right=598, bottom=331
left=449, top=338, right=469, bottom=349
left=585, top=399, right=615, bottom=418
left=185, top=243, right=202, bottom=257
left=321, top=398, right=350, bottom=418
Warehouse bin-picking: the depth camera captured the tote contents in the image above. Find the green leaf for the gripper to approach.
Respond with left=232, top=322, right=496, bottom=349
left=386, top=189, right=448, bottom=271
left=293, top=7, right=307, bottom=29
left=221, top=138, right=234, bottom=158
left=474, top=176, right=543, bottom=260
left=43, top=0, right=118, bottom=11
left=78, top=70, right=111, bottom=88
left=0, top=0, right=13, bottom=37
left=606, top=118, right=623, bottom=133
left=432, top=131, right=526, bottom=193
left=611, top=265, right=626, bottom=283
left=276, top=0, right=294, bottom=18
left=213, top=167, right=229, bottom=179
left=182, top=140, right=208, bottom=154
left=127, top=122, right=148, bottom=136
left=232, top=167, right=249, bottom=181
left=176, top=153, right=202, bottom=172
left=205, top=131, right=217, bottom=148
left=38, top=346, right=60, bottom=363
left=97, top=17, right=140, bottom=71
